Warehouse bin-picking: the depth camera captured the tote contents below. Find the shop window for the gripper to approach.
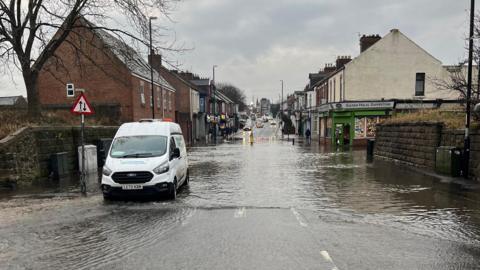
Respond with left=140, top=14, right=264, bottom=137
left=355, top=117, right=366, bottom=138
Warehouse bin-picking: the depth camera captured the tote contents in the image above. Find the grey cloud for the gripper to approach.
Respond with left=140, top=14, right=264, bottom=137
left=0, top=0, right=469, bottom=103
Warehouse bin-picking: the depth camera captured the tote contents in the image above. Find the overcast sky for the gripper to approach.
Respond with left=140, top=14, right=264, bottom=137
left=0, top=0, right=470, bottom=104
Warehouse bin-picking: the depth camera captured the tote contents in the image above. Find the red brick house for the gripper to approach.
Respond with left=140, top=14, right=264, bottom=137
left=37, top=18, right=176, bottom=122
left=149, top=54, right=200, bottom=145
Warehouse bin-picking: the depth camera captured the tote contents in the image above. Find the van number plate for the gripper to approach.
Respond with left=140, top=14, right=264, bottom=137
left=122, top=184, right=143, bottom=190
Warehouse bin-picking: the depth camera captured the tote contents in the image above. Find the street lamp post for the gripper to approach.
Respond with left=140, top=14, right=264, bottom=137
left=464, top=0, right=474, bottom=178
left=280, top=80, right=284, bottom=138
left=212, top=65, right=218, bottom=144
left=149, top=16, right=157, bottom=119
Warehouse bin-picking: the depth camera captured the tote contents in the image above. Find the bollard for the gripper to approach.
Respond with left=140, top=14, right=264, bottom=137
left=367, top=139, right=375, bottom=158
left=292, top=138, right=295, bottom=145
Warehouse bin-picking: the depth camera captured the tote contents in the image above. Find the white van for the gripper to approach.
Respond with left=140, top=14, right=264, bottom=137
left=101, top=119, right=189, bottom=200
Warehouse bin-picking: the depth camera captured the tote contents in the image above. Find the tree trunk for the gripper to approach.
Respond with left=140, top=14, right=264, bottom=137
left=24, top=73, right=41, bottom=118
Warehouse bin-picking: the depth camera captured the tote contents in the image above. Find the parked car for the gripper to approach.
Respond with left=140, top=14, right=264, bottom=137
left=256, top=123, right=264, bottom=128
left=243, top=126, right=252, bottom=131
left=101, top=119, right=189, bottom=200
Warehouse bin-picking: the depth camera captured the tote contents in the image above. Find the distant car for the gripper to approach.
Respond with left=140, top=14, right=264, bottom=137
left=256, top=123, right=264, bottom=128
left=270, top=122, right=277, bottom=126
left=243, top=127, right=252, bottom=131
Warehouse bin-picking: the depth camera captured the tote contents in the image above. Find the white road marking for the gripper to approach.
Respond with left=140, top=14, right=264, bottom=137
left=234, top=207, right=247, bottom=218
left=290, top=208, right=308, bottom=227
left=320, top=250, right=339, bottom=270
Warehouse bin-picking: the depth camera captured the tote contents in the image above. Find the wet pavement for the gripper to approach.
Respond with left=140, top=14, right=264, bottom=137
left=1, top=124, right=480, bottom=269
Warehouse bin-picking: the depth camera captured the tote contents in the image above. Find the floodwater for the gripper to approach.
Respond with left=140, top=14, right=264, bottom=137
left=1, top=125, right=480, bottom=269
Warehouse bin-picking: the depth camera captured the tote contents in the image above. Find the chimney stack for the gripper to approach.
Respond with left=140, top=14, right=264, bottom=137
left=359, top=34, right=381, bottom=53
left=148, top=53, right=162, bottom=71
left=335, top=56, right=352, bottom=69
left=323, top=63, right=336, bottom=73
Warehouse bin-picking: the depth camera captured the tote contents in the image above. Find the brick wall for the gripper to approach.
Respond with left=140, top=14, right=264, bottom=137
left=37, top=27, right=135, bottom=122
left=0, top=126, right=118, bottom=186
left=375, top=122, right=480, bottom=180
left=375, top=122, right=443, bottom=168
left=36, top=22, right=175, bottom=122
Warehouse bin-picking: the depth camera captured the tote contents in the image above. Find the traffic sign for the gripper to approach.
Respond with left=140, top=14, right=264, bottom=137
left=71, top=93, right=94, bottom=115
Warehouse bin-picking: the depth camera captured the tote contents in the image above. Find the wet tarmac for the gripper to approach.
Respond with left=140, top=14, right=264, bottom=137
left=1, top=124, right=480, bottom=269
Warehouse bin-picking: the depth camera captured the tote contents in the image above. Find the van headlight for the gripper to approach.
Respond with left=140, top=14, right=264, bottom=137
left=102, top=166, right=112, bottom=176
left=153, top=162, right=169, bottom=175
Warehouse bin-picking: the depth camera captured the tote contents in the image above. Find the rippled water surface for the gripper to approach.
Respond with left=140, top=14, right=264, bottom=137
left=1, top=129, right=480, bottom=269
left=184, top=140, right=480, bottom=244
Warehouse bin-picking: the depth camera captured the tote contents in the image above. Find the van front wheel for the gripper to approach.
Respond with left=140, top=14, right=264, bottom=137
left=184, top=170, right=190, bottom=186
left=168, top=181, right=177, bottom=200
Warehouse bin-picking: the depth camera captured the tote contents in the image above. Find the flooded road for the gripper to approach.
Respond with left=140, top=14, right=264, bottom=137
left=1, top=124, right=480, bottom=269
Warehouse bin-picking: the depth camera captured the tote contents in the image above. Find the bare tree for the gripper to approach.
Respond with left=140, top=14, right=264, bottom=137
left=217, top=83, right=247, bottom=111
left=0, top=0, right=180, bottom=116
left=432, top=13, right=480, bottom=108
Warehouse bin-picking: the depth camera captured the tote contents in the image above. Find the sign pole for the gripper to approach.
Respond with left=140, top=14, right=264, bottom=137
left=80, top=113, right=86, bottom=194
left=70, top=91, right=94, bottom=195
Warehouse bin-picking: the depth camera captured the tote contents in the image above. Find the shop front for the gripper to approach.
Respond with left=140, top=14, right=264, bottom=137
left=318, top=101, right=394, bottom=146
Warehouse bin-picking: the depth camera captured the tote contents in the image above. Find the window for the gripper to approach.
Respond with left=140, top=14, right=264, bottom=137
left=110, top=135, right=167, bottom=158
left=157, top=87, right=161, bottom=109
left=149, top=85, right=153, bottom=108
left=340, top=75, right=343, bottom=101
left=415, top=73, right=425, bottom=96
left=200, top=97, right=205, bottom=112
left=66, top=83, right=74, bottom=97
left=169, top=137, right=176, bottom=157
left=333, top=79, right=336, bottom=102
left=173, top=135, right=186, bottom=153
left=139, top=82, right=145, bottom=105
left=163, top=90, right=167, bottom=111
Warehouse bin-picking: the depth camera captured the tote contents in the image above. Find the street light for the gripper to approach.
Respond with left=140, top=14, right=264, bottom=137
left=149, top=16, right=158, bottom=119
left=280, top=80, right=284, bottom=138
left=212, top=65, right=218, bottom=144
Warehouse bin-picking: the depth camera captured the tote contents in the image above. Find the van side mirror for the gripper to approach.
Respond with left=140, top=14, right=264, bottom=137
left=171, top=148, right=180, bottom=160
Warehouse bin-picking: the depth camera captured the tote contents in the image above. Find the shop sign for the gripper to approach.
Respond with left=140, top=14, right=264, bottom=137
left=395, top=103, right=436, bottom=109
left=335, top=101, right=394, bottom=110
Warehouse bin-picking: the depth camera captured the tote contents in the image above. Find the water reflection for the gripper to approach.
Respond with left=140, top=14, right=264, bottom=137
left=185, top=141, right=480, bottom=244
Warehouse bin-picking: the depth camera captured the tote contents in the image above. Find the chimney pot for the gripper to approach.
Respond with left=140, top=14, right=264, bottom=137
left=359, top=34, right=382, bottom=53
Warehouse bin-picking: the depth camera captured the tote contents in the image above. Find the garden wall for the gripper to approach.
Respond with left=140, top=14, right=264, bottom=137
left=0, top=126, right=118, bottom=186
left=375, top=122, right=480, bottom=180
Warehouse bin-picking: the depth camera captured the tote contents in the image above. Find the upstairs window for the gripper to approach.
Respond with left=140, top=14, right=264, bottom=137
left=415, top=73, right=425, bottom=96
left=139, top=82, right=145, bottom=105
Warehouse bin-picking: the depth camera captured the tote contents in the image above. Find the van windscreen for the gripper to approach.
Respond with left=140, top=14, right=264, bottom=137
left=110, top=136, right=168, bottom=158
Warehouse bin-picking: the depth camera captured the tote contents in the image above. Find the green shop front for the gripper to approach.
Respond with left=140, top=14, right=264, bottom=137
left=318, top=101, right=394, bottom=146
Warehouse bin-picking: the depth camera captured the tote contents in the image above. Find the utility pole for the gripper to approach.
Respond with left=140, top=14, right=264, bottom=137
left=149, top=16, right=157, bottom=119
left=213, top=65, right=218, bottom=144
left=280, top=80, right=284, bottom=138
left=464, top=0, right=475, bottom=178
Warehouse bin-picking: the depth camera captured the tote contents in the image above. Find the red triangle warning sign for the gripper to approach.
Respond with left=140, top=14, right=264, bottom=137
left=71, top=93, right=94, bottom=115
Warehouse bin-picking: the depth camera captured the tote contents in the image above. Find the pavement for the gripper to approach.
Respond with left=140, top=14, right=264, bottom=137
left=1, top=122, right=480, bottom=269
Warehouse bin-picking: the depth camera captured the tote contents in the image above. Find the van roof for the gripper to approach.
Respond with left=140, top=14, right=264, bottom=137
left=115, top=121, right=182, bottom=137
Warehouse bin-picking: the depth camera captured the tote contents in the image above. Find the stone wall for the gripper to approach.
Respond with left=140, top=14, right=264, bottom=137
left=375, top=122, right=443, bottom=168
left=375, top=122, right=480, bottom=180
left=0, top=126, right=118, bottom=186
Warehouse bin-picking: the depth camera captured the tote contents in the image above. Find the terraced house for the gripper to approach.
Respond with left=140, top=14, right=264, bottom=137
left=311, top=29, right=460, bottom=146
left=37, top=17, right=176, bottom=122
